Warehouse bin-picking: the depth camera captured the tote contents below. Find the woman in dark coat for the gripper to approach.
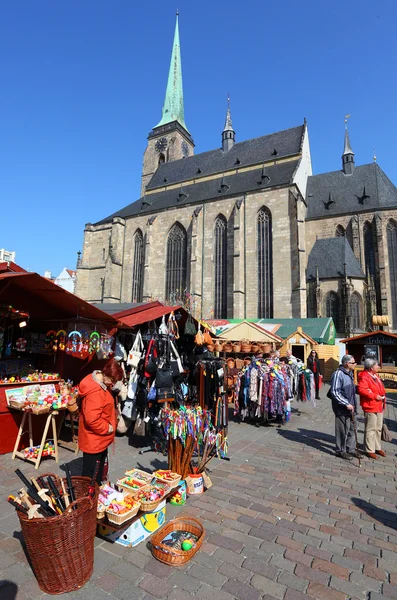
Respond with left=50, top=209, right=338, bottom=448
left=307, top=350, right=322, bottom=400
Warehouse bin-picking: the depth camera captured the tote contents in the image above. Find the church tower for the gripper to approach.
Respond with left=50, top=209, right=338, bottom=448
left=141, top=12, right=194, bottom=194
left=342, top=119, right=355, bottom=175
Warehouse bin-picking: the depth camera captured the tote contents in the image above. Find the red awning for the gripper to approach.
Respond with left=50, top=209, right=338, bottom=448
left=116, top=305, right=181, bottom=328
left=0, top=272, right=119, bottom=326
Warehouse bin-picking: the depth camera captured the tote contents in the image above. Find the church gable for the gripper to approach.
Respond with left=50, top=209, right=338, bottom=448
left=306, top=237, right=365, bottom=281
left=306, top=163, right=397, bottom=220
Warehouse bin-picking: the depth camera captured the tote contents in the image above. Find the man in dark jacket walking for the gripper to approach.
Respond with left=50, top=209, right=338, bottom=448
left=329, top=355, right=359, bottom=460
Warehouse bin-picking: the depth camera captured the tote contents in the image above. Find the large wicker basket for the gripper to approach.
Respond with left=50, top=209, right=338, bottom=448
left=151, top=516, right=205, bottom=566
left=17, top=475, right=98, bottom=595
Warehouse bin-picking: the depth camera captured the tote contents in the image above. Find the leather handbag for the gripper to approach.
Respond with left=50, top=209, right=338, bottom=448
left=155, top=365, right=173, bottom=389
left=382, top=422, right=392, bottom=442
left=127, top=331, right=144, bottom=368
left=144, top=339, right=158, bottom=377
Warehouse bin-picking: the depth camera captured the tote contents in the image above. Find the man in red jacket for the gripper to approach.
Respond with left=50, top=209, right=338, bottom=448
left=357, top=358, right=386, bottom=459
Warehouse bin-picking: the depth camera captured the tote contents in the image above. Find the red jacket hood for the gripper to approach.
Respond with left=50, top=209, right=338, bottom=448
left=78, top=373, right=106, bottom=397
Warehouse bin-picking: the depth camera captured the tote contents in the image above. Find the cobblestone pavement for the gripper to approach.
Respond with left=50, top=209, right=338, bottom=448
left=0, top=388, right=396, bottom=600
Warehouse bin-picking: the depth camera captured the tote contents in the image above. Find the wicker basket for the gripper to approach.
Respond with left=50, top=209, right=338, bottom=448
left=124, top=468, right=153, bottom=483
left=214, top=341, right=223, bottom=352
left=106, top=501, right=140, bottom=525
left=116, top=476, right=150, bottom=496
left=153, top=471, right=181, bottom=490
left=150, top=516, right=205, bottom=566
left=223, top=343, right=233, bottom=352
left=17, top=475, right=98, bottom=595
left=137, top=483, right=170, bottom=512
left=232, top=343, right=241, bottom=353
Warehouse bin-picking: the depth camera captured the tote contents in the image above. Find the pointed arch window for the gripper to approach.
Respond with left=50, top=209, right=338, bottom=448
left=364, top=221, right=380, bottom=312
left=335, top=225, right=345, bottom=237
left=214, top=215, right=227, bottom=318
left=350, top=292, right=362, bottom=332
left=132, top=229, right=144, bottom=302
left=387, top=219, right=397, bottom=327
left=165, top=223, right=187, bottom=301
left=326, top=292, right=340, bottom=331
left=257, top=207, right=273, bottom=318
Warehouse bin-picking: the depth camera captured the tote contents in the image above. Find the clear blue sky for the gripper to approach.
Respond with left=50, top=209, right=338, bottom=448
left=1, top=0, right=396, bottom=276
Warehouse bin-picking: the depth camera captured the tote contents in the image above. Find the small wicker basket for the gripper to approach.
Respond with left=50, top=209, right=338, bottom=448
left=137, top=483, right=170, bottom=512
left=124, top=469, right=153, bottom=483
left=153, top=471, right=181, bottom=490
left=151, top=516, right=205, bottom=566
left=106, top=502, right=140, bottom=525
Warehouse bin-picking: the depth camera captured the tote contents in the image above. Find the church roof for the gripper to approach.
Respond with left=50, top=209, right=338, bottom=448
left=146, top=124, right=304, bottom=190
left=306, top=237, right=365, bottom=281
left=306, top=163, right=397, bottom=220
left=95, top=158, right=300, bottom=224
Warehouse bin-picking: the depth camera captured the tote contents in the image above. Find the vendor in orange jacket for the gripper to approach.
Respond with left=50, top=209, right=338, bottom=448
left=357, top=358, right=386, bottom=459
left=78, top=359, right=124, bottom=484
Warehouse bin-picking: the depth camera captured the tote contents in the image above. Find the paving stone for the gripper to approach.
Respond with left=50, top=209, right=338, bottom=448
left=196, top=582, right=237, bottom=600
left=187, top=563, right=228, bottom=588
left=113, top=579, right=147, bottom=600
left=110, top=558, right=145, bottom=583
left=268, top=554, right=296, bottom=573
left=284, top=548, right=313, bottom=567
left=138, top=574, right=173, bottom=598
left=245, top=575, right=284, bottom=599
left=382, top=584, right=397, bottom=599
left=276, top=535, right=305, bottom=552
left=217, top=560, right=252, bottom=583
left=277, top=571, right=309, bottom=593
left=1, top=562, right=32, bottom=586
left=294, top=563, right=330, bottom=586
left=213, top=546, right=245, bottom=566
left=364, top=564, right=388, bottom=581
left=168, top=590, right=196, bottom=600
left=344, top=547, right=377, bottom=566
left=330, top=574, right=370, bottom=598
left=93, top=571, right=123, bottom=594
left=350, top=571, right=382, bottom=592
left=144, top=557, right=173, bottom=579
left=304, top=544, right=332, bottom=561
left=207, top=533, right=244, bottom=553
left=331, top=552, right=362, bottom=572
left=242, top=557, right=279, bottom=579
left=306, top=582, right=347, bottom=600
left=168, top=570, right=202, bottom=593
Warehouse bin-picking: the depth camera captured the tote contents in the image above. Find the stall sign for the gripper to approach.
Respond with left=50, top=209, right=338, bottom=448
left=352, top=334, right=396, bottom=345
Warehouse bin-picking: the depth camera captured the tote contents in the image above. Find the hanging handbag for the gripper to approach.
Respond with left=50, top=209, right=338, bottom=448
left=170, top=339, right=184, bottom=375
left=117, top=403, right=130, bottom=434
left=155, top=365, right=173, bottom=389
left=203, top=328, right=213, bottom=345
left=381, top=422, right=392, bottom=442
left=168, top=311, right=180, bottom=339
left=184, top=315, right=196, bottom=336
left=144, top=339, right=158, bottom=377
left=195, top=323, right=205, bottom=346
left=127, top=331, right=144, bottom=368
left=157, top=387, right=175, bottom=402
left=159, top=315, right=168, bottom=335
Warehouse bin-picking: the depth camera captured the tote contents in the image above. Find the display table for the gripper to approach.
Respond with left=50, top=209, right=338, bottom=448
left=0, top=380, right=60, bottom=455
left=11, top=409, right=62, bottom=469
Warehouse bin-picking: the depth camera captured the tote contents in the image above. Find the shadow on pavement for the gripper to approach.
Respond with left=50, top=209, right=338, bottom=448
left=0, top=581, right=18, bottom=600
left=276, top=427, right=336, bottom=456
left=351, top=497, right=397, bottom=530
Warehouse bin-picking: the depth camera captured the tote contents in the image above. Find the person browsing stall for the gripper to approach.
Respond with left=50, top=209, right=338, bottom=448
left=357, top=358, right=386, bottom=459
left=307, top=350, right=322, bottom=400
left=78, top=358, right=124, bottom=484
left=329, top=355, right=359, bottom=460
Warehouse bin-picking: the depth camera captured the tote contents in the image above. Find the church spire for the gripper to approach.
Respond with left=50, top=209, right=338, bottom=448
left=155, top=12, right=189, bottom=132
left=342, top=115, right=355, bottom=175
left=222, top=95, right=235, bottom=152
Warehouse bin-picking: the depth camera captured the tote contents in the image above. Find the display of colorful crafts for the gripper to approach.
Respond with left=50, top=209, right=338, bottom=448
left=124, top=469, right=153, bottom=483
left=0, top=372, right=60, bottom=384
left=106, top=493, right=138, bottom=516
left=116, top=476, right=150, bottom=491
left=154, top=470, right=180, bottom=482
left=23, top=441, right=55, bottom=459
left=136, top=483, right=169, bottom=504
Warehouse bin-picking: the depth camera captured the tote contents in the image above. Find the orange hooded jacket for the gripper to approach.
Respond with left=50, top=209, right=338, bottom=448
left=78, top=372, right=116, bottom=454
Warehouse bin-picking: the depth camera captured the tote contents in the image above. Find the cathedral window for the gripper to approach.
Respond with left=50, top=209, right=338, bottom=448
left=165, top=222, right=187, bottom=301
left=158, top=154, right=165, bottom=166
left=214, top=215, right=227, bottom=318
left=132, top=229, right=144, bottom=302
left=387, top=219, right=397, bottom=327
left=257, top=206, right=273, bottom=318
left=326, top=291, right=340, bottom=331
left=335, top=225, right=345, bottom=237
left=350, top=292, right=362, bottom=332
left=363, top=221, right=380, bottom=312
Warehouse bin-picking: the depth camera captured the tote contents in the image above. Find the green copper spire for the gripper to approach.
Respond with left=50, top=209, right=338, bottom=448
left=155, top=12, right=189, bottom=132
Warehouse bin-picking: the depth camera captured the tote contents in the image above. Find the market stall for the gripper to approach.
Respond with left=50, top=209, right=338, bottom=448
left=0, top=269, right=119, bottom=455
left=341, top=329, right=397, bottom=392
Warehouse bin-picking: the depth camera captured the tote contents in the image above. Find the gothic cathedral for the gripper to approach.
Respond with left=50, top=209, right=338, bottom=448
left=75, top=15, right=397, bottom=337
